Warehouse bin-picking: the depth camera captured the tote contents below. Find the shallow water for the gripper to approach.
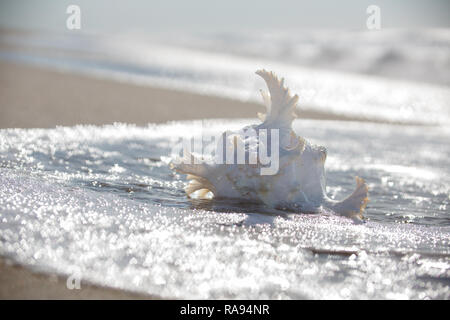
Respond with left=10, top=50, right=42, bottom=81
left=0, top=119, right=449, bottom=299
left=1, top=30, right=450, bottom=125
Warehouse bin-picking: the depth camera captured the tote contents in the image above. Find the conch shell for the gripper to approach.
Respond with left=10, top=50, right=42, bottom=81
left=170, top=70, right=369, bottom=221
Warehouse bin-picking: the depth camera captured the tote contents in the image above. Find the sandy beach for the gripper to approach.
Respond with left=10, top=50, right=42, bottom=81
left=0, top=61, right=365, bottom=129
left=0, top=62, right=262, bottom=129
left=0, top=259, right=154, bottom=299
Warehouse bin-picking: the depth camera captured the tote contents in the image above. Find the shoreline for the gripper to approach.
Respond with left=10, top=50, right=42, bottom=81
left=0, top=61, right=258, bottom=129
left=0, top=258, right=155, bottom=299
left=0, top=61, right=414, bottom=130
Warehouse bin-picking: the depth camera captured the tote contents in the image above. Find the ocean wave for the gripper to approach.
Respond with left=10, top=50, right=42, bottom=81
left=1, top=29, right=449, bottom=125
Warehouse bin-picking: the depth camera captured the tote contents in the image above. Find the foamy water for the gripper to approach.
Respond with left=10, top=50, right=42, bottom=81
left=1, top=30, right=449, bottom=125
left=0, top=120, right=449, bottom=299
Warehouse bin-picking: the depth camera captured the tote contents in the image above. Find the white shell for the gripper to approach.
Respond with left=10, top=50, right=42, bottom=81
left=171, top=70, right=369, bottom=220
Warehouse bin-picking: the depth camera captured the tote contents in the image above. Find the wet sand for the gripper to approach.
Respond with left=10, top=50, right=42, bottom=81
left=0, top=62, right=262, bottom=128
left=0, top=259, right=154, bottom=299
left=0, top=61, right=360, bottom=129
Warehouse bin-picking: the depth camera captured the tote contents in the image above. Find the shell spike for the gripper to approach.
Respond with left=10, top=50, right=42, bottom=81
left=255, top=69, right=299, bottom=129
left=330, top=176, right=369, bottom=221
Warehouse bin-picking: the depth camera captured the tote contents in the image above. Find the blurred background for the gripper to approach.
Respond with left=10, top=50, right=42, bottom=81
left=1, top=0, right=449, bottom=32
left=0, top=0, right=449, bottom=127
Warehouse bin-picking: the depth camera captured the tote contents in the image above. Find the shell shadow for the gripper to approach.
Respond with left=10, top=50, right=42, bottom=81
left=188, top=197, right=292, bottom=227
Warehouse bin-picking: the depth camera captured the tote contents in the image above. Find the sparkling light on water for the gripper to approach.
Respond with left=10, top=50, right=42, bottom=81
left=0, top=120, right=449, bottom=299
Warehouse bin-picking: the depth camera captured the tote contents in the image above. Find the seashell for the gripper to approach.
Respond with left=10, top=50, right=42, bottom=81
left=170, top=69, right=369, bottom=221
